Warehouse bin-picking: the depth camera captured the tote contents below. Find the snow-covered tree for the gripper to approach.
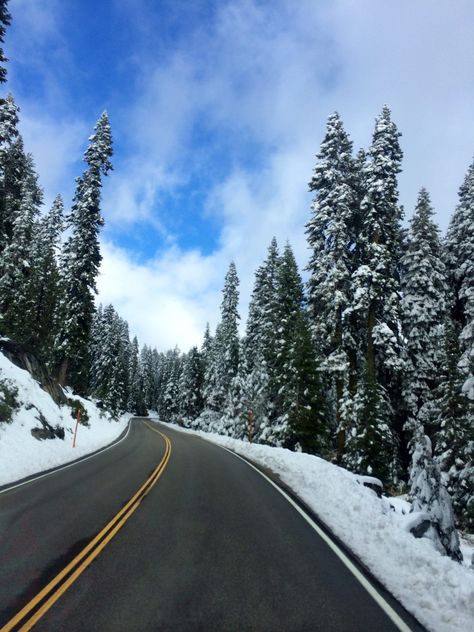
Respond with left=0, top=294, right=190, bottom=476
left=237, top=240, right=280, bottom=439
left=409, top=426, right=462, bottom=561
left=28, top=195, right=64, bottom=360
left=441, top=163, right=474, bottom=527
left=400, top=189, right=448, bottom=464
left=55, top=112, right=113, bottom=391
left=0, top=0, right=11, bottom=85
left=127, top=336, right=146, bottom=415
left=179, top=346, right=204, bottom=421
left=0, top=92, right=18, bottom=163
left=434, top=319, right=474, bottom=527
left=306, top=112, right=358, bottom=456
left=263, top=242, right=329, bottom=451
left=279, top=310, right=329, bottom=454
left=160, top=347, right=182, bottom=421
left=445, top=159, right=474, bottom=391
left=0, top=152, right=42, bottom=340
left=140, top=344, right=155, bottom=412
left=345, top=106, right=404, bottom=484
left=89, top=305, right=130, bottom=416
left=203, top=262, right=240, bottom=414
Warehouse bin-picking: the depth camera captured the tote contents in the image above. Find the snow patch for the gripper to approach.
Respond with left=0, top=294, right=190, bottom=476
left=0, top=351, right=129, bottom=487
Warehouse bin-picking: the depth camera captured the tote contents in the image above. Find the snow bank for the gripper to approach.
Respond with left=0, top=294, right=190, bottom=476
left=169, top=423, right=474, bottom=632
left=0, top=352, right=129, bottom=487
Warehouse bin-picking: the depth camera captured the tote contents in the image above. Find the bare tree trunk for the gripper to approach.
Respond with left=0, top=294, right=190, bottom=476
left=58, top=357, right=68, bottom=387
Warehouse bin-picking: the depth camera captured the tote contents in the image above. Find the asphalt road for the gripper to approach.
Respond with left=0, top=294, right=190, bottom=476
left=0, top=419, right=425, bottom=631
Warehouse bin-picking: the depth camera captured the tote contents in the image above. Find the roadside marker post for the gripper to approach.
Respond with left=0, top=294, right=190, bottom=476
left=72, top=408, right=81, bottom=448
left=249, top=409, right=253, bottom=443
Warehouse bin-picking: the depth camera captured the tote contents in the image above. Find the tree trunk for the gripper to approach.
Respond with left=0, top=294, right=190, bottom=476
left=58, top=357, right=68, bottom=387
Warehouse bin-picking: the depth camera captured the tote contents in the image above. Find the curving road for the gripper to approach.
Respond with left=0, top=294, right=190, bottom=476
left=0, top=419, right=425, bottom=631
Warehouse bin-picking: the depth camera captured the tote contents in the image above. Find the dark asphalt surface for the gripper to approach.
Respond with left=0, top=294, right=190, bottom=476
left=0, top=419, right=425, bottom=631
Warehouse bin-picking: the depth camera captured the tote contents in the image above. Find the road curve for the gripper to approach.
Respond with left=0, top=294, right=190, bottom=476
left=0, top=419, right=425, bottom=631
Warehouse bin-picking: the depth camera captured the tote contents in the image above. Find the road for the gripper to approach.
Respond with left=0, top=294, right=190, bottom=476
left=0, top=418, right=425, bottom=631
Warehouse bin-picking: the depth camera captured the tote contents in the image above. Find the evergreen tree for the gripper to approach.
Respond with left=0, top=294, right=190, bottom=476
left=128, top=336, right=146, bottom=415
left=160, top=347, right=182, bottom=421
left=441, top=164, right=474, bottom=528
left=200, top=321, right=213, bottom=411
left=306, top=112, right=358, bottom=458
left=89, top=305, right=130, bottom=417
left=434, top=319, right=474, bottom=528
left=409, top=426, right=462, bottom=562
left=55, top=112, right=113, bottom=391
left=28, top=195, right=64, bottom=360
left=239, top=240, right=280, bottom=439
left=0, top=152, right=42, bottom=340
left=139, top=344, right=155, bottom=411
left=179, top=346, right=204, bottom=421
left=345, top=106, right=404, bottom=484
left=283, top=311, right=329, bottom=454
left=400, top=189, right=448, bottom=467
left=0, top=92, right=18, bottom=165
left=445, top=158, right=474, bottom=389
left=0, top=0, right=11, bottom=86
left=264, top=242, right=329, bottom=451
left=203, top=262, right=240, bottom=414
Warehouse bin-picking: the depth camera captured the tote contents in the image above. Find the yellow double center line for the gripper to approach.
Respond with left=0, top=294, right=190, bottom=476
left=1, top=423, right=171, bottom=632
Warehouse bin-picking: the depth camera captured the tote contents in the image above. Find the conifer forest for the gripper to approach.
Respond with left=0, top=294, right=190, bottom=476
left=0, top=0, right=473, bottom=551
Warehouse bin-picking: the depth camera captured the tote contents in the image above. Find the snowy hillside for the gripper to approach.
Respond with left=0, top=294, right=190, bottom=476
left=169, top=423, right=474, bottom=632
left=0, top=351, right=129, bottom=487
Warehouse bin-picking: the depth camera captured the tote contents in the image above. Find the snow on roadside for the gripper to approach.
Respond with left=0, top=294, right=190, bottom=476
left=0, top=352, right=129, bottom=487
left=167, top=423, right=474, bottom=632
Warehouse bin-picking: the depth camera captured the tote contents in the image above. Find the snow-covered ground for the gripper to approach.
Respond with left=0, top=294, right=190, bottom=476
left=0, top=352, right=129, bottom=487
left=167, top=422, right=474, bottom=632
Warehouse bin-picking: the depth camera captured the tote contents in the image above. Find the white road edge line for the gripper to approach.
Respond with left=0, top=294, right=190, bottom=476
left=0, top=418, right=133, bottom=496
left=220, top=445, right=413, bottom=632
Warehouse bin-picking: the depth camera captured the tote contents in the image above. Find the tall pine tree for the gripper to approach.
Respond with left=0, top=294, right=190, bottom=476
left=345, top=106, right=404, bottom=484
left=203, top=262, right=240, bottom=417
left=55, top=112, right=113, bottom=391
left=442, top=159, right=474, bottom=528
left=305, top=112, right=358, bottom=459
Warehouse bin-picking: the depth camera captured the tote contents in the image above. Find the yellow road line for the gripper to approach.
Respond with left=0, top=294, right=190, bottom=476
left=1, top=424, right=171, bottom=632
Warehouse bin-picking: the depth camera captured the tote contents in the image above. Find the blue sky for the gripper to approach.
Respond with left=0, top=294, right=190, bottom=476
left=6, top=0, right=474, bottom=350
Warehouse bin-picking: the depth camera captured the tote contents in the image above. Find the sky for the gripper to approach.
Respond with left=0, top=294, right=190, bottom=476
left=5, top=0, right=474, bottom=352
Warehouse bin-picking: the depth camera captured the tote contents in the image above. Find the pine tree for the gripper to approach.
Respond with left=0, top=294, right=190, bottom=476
left=263, top=242, right=329, bottom=451
left=434, top=319, right=474, bottom=527
left=445, top=159, right=474, bottom=388
left=28, top=195, right=64, bottom=360
left=55, top=112, right=113, bottom=391
left=127, top=336, right=146, bottom=415
left=203, top=262, right=240, bottom=415
left=160, top=347, right=182, bottom=421
left=345, top=106, right=404, bottom=484
left=239, top=240, right=280, bottom=439
left=89, top=305, right=131, bottom=417
left=400, top=189, right=448, bottom=472
left=139, top=344, right=155, bottom=411
left=408, top=425, right=462, bottom=561
left=179, top=346, right=204, bottom=421
left=0, top=152, right=43, bottom=340
left=0, top=0, right=11, bottom=86
left=441, top=162, right=474, bottom=528
left=306, top=112, right=358, bottom=458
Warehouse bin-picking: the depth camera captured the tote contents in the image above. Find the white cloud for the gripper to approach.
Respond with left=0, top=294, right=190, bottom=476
left=97, top=242, right=225, bottom=351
